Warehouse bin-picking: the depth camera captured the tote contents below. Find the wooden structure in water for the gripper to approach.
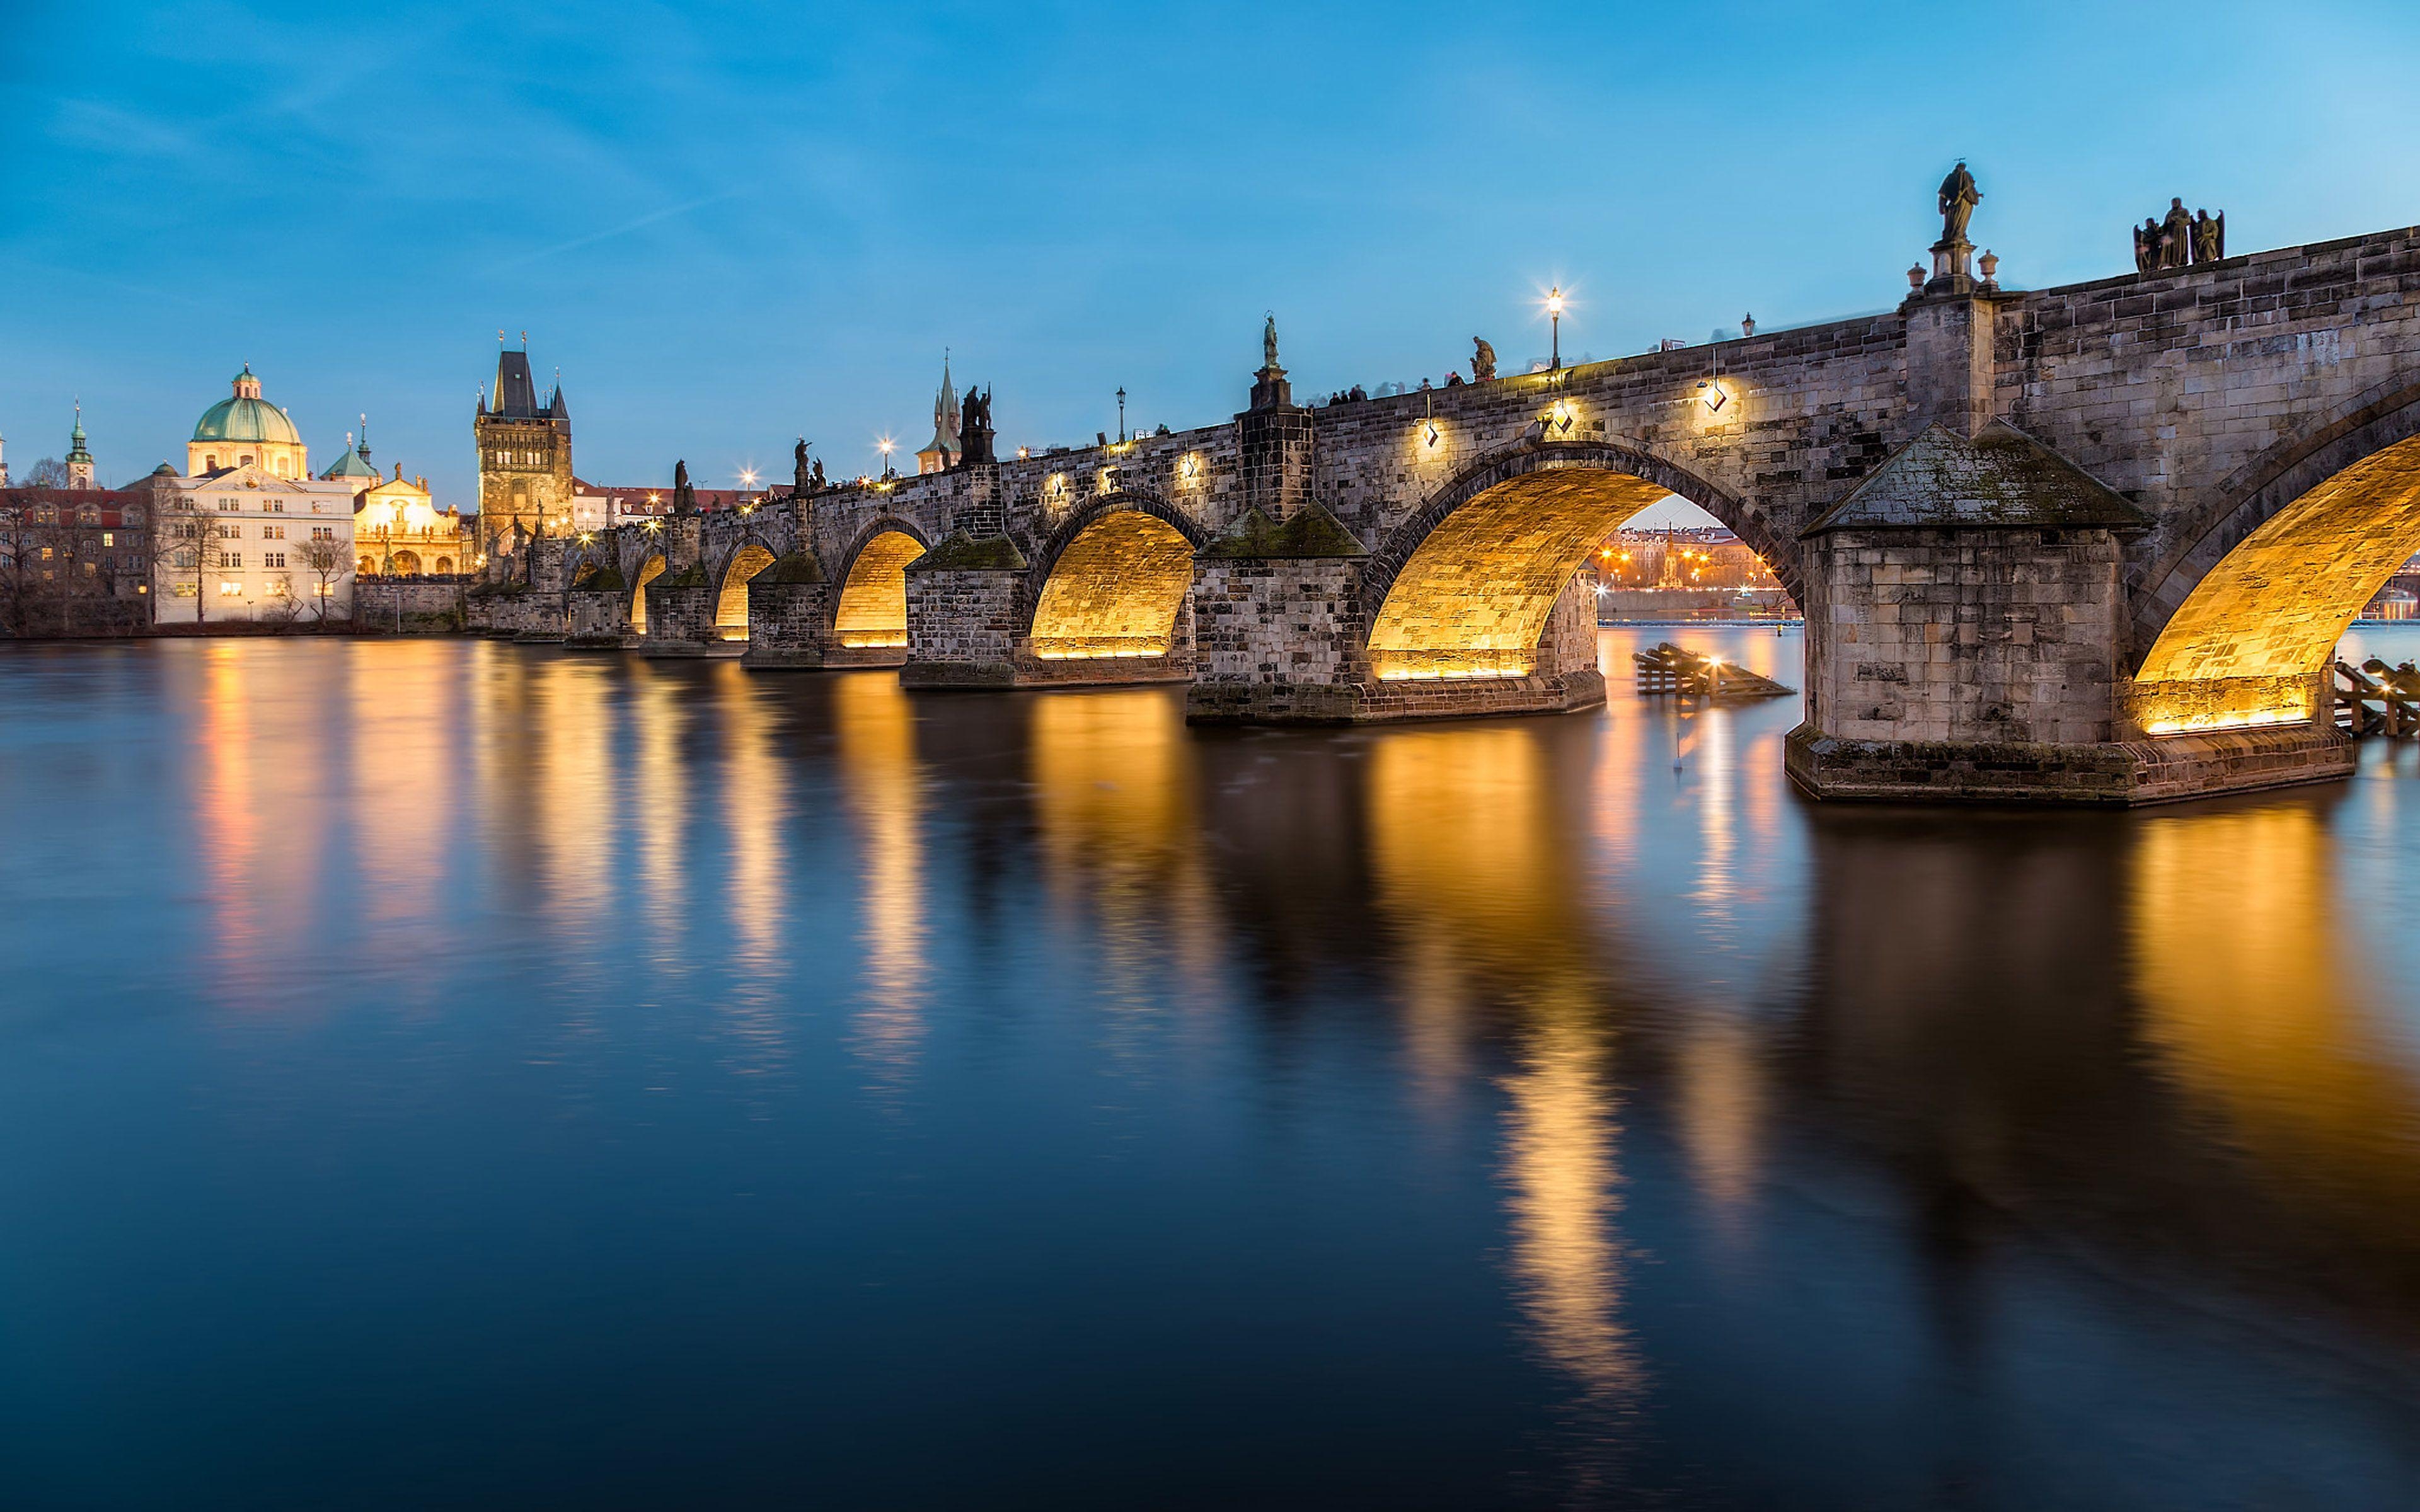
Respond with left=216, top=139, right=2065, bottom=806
left=1632, top=642, right=1795, bottom=699
left=2336, top=657, right=2420, bottom=737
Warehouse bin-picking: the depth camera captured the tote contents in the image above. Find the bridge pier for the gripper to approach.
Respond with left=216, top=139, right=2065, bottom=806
left=1783, top=423, right=2353, bottom=805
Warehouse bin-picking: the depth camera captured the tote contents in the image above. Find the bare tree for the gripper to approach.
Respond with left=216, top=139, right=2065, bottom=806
left=21, top=458, right=69, bottom=488
left=295, top=532, right=350, bottom=622
left=149, top=490, right=219, bottom=624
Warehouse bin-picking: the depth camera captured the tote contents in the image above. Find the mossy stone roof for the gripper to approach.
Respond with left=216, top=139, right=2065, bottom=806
left=1198, top=504, right=1368, bottom=559
left=1802, top=421, right=2152, bottom=536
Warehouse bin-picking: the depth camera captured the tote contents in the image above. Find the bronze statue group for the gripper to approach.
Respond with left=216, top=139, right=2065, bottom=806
left=2135, top=197, right=2225, bottom=272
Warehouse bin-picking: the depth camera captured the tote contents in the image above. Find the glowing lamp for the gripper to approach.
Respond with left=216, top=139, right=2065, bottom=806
left=1423, top=422, right=1441, bottom=448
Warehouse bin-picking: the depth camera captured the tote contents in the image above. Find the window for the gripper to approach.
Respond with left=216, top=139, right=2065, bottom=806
left=83, top=561, right=96, bottom=576
left=38, top=546, right=52, bottom=561
left=203, top=454, right=217, bottom=471
left=172, top=549, right=196, bottom=568
left=219, top=499, right=239, bottom=512
left=264, top=552, right=286, bottom=568
left=311, top=525, right=335, bottom=540
left=314, top=581, right=334, bottom=597
left=263, top=524, right=284, bottom=540
left=217, top=581, right=242, bottom=597
left=222, top=552, right=242, bottom=568
left=33, top=506, right=56, bottom=525
left=78, top=506, right=99, bottom=526
left=170, top=583, right=197, bottom=597
left=217, top=524, right=239, bottom=539
left=266, top=501, right=285, bottom=513
left=100, top=532, right=113, bottom=546
left=238, top=454, right=255, bottom=467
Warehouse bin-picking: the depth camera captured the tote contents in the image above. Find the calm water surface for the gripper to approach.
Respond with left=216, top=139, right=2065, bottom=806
left=4, top=626, right=2420, bottom=1509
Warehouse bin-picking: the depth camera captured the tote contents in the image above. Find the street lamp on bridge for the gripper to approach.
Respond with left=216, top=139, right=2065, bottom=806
left=1546, top=286, right=1565, bottom=371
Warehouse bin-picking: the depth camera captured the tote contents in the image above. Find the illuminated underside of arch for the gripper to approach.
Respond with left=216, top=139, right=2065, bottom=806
left=715, top=544, right=778, bottom=639
left=1369, top=469, right=1674, bottom=680
left=2132, top=435, right=2420, bottom=733
left=629, top=554, right=666, bottom=633
left=834, top=532, right=925, bottom=649
left=1029, top=511, right=1196, bottom=660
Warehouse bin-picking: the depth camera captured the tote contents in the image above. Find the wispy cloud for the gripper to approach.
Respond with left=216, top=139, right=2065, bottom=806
left=493, top=192, right=737, bottom=272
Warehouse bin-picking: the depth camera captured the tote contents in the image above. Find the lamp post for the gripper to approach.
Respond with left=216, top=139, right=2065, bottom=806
left=1547, top=287, right=1564, bottom=371
left=878, top=438, right=895, bottom=478
left=1116, top=387, right=1127, bottom=444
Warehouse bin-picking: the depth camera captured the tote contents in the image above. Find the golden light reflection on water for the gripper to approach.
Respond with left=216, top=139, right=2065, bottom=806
left=1366, top=723, right=1638, bottom=1411
left=195, top=643, right=267, bottom=983
left=534, top=657, right=613, bottom=937
left=628, top=660, right=689, bottom=959
left=2129, top=803, right=2420, bottom=1218
left=345, top=643, right=456, bottom=944
left=834, top=672, right=927, bottom=1086
left=1028, top=690, right=1217, bottom=1011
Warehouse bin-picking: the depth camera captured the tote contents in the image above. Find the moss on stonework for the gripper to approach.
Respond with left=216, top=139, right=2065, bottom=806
left=572, top=565, right=626, bottom=591
left=655, top=564, right=708, bottom=589
left=762, top=551, right=826, bottom=584
left=1199, top=505, right=1368, bottom=559
left=909, top=532, right=1025, bottom=571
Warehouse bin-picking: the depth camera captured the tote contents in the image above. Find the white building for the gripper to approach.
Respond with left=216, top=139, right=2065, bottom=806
left=150, top=465, right=355, bottom=622
left=153, top=369, right=354, bottom=622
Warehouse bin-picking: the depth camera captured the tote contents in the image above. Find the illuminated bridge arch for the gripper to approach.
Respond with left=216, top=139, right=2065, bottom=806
left=628, top=553, right=667, bottom=634
left=1025, top=494, right=1209, bottom=662
left=713, top=541, right=780, bottom=639
left=1361, top=441, right=1789, bottom=681
left=2128, top=379, right=2420, bottom=732
left=833, top=518, right=931, bottom=650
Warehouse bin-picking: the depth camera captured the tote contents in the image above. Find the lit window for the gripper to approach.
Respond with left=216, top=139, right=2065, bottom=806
left=100, top=532, right=113, bottom=546
left=264, top=553, right=286, bottom=568
left=217, top=581, right=242, bottom=596
left=222, top=552, right=242, bottom=567
left=263, top=525, right=284, bottom=540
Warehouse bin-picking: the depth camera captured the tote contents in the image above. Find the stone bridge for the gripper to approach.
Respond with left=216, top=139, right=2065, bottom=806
left=471, top=176, right=2420, bottom=804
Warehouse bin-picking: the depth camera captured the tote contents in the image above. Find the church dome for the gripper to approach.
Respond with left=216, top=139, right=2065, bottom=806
left=192, top=365, right=302, bottom=447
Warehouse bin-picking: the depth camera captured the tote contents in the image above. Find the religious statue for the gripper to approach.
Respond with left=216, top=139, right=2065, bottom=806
left=1937, top=161, right=1981, bottom=245
left=794, top=437, right=813, bottom=496
left=2132, top=219, right=2155, bottom=274
left=1262, top=315, right=1280, bottom=372
left=811, top=458, right=827, bottom=490
left=1471, top=337, right=1497, bottom=382
left=959, top=385, right=996, bottom=466
left=2160, top=198, right=2193, bottom=270
left=672, top=459, right=696, bottom=515
left=2193, top=208, right=2225, bottom=264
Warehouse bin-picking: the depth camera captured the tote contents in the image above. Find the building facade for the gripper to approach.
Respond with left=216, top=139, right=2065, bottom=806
left=327, top=431, right=471, bottom=576
left=149, top=465, right=355, bottom=622
left=0, top=482, right=153, bottom=636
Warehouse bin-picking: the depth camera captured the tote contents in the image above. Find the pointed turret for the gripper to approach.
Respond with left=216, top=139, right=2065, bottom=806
left=66, top=401, right=95, bottom=488
left=916, top=353, right=962, bottom=474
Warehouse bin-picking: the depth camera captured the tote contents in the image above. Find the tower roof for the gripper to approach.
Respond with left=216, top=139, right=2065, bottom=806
left=924, top=354, right=961, bottom=457
left=492, top=350, right=542, bottom=418
left=322, top=434, right=379, bottom=481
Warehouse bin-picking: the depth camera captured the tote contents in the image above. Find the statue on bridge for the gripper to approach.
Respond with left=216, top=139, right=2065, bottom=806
left=959, top=385, right=996, bottom=466
left=794, top=437, right=814, bottom=496
left=2160, top=198, right=2193, bottom=270
left=1263, top=314, right=1281, bottom=373
left=1472, top=337, right=1497, bottom=382
left=2132, top=200, right=2225, bottom=273
left=1937, top=161, right=1981, bottom=245
left=2194, top=207, right=2225, bottom=263
left=672, top=459, right=697, bottom=515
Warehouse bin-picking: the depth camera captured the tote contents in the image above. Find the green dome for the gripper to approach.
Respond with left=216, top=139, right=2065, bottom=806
left=193, top=365, right=301, bottom=447
left=193, top=396, right=302, bottom=446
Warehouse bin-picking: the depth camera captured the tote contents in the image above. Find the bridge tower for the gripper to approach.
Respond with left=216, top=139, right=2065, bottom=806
left=475, top=341, right=573, bottom=570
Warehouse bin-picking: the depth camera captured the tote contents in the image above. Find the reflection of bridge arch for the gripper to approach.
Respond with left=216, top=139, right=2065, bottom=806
left=2128, top=381, right=2420, bottom=731
left=629, top=553, right=667, bottom=633
left=1363, top=442, right=1783, bottom=682
left=715, top=543, right=778, bottom=639
left=833, top=518, right=930, bottom=650
left=1025, top=494, right=1209, bottom=661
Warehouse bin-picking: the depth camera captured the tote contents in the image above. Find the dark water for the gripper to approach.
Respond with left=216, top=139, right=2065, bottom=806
left=4, top=627, right=2419, bottom=1510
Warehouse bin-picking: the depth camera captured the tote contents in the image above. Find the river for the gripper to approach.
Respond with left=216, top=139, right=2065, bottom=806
left=1, top=626, right=2416, bottom=1509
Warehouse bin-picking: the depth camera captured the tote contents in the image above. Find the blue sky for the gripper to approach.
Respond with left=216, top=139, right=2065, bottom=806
left=6, top=1, right=2419, bottom=519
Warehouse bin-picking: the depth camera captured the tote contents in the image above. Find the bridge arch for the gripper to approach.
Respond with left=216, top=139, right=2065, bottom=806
left=714, top=542, right=780, bottom=639
left=1362, top=441, right=1789, bottom=680
left=2128, top=381, right=2420, bottom=733
left=833, top=518, right=931, bottom=650
left=629, top=553, right=667, bottom=634
left=1025, top=493, right=1209, bottom=661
